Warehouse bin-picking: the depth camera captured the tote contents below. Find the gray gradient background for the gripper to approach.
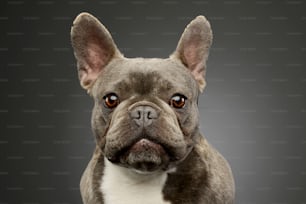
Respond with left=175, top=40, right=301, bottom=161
left=1, top=0, right=306, bottom=203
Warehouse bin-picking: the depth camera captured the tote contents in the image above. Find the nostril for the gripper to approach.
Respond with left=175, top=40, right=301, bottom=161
left=136, top=110, right=142, bottom=119
left=147, top=110, right=157, bottom=119
left=129, top=105, right=159, bottom=127
left=130, top=109, right=142, bottom=120
left=144, top=107, right=158, bottom=120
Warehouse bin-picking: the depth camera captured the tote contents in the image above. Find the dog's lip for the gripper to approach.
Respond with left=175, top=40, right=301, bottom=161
left=107, top=137, right=170, bottom=162
left=122, top=138, right=170, bottom=172
left=106, top=134, right=187, bottom=165
left=129, top=138, right=164, bottom=153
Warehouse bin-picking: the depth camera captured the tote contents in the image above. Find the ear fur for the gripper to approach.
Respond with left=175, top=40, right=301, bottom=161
left=71, top=12, right=122, bottom=91
left=171, top=16, right=213, bottom=92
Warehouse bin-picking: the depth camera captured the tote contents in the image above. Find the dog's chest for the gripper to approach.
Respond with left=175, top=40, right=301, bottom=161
left=101, top=159, right=171, bottom=204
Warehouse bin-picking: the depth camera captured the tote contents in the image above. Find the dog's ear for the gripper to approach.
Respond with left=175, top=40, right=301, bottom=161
left=171, top=16, right=213, bottom=92
left=71, top=12, right=122, bottom=91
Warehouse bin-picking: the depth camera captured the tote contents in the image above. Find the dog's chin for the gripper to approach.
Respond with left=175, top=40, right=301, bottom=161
left=110, top=139, right=171, bottom=173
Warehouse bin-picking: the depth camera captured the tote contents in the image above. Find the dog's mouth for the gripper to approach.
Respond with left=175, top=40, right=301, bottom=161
left=107, top=138, right=171, bottom=172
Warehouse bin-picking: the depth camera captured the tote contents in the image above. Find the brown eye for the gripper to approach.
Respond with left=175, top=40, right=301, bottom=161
left=103, top=93, right=119, bottom=109
left=170, top=94, right=187, bottom=109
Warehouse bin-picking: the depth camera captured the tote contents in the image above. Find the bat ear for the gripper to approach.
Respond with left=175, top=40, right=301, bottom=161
left=71, top=12, right=122, bottom=91
left=171, top=16, right=213, bottom=92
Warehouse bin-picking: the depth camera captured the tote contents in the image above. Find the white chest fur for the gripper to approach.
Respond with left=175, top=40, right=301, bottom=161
left=101, top=159, right=171, bottom=204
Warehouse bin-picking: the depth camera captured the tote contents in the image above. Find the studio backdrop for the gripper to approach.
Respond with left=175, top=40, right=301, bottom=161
left=1, top=0, right=306, bottom=203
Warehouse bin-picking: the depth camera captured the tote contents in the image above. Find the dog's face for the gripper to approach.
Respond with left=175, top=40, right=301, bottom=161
left=91, top=58, right=200, bottom=173
left=71, top=13, right=212, bottom=173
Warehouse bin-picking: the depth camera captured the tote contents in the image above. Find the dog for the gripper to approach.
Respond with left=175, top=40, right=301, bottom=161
left=71, top=12, right=235, bottom=204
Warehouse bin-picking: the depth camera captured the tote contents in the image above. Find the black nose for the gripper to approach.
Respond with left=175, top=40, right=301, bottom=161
left=129, top=105, right=159, bottom=127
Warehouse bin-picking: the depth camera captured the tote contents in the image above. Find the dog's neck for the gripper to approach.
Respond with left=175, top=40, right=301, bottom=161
left=101, top=158, right=171, bottom=204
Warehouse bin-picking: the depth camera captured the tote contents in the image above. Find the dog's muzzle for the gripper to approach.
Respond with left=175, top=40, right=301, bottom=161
left=105, top=102, right=190, bottom=173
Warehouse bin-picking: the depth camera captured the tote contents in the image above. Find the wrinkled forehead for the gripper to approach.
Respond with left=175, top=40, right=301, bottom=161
left=92, top=58, right=198, bottom=99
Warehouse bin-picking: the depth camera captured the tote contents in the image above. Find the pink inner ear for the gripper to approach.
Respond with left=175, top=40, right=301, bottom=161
left=180, top=35, right=207, bottom=91
left=79, top=42, right=111, bottom=88
left=183, top=43, right=200, bottom=69
left=87, top=42, right=109, bottom=73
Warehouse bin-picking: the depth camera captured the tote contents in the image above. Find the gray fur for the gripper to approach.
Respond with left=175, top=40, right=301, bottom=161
left=71, top=12, right=235, bottom=204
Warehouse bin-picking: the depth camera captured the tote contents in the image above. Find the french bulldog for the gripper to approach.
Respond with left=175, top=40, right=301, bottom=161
left=71, top=12, right=235, bottom=204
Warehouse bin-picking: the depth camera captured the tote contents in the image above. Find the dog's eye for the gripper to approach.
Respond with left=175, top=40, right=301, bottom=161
left=103, top=93, right=119, bottom=109
left=170, top=94, right=187, bottom=109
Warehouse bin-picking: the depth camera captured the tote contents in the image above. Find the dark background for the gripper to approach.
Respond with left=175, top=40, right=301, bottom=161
left=1, top=0, right=306, bottom=203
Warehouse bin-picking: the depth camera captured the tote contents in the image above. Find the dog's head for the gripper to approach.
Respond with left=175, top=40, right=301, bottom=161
left=71, top=13, right=212, bottom=173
